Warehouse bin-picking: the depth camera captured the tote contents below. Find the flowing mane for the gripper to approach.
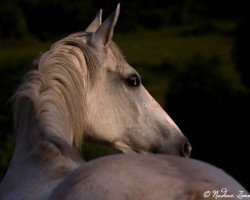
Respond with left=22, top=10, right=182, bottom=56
left=12, top=31, right=126, bottom=149
left=12, top=33, right=100, bottom=148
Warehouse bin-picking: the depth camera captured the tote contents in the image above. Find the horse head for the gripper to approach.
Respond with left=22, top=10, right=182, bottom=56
left=73, top=5, right=192, bottom=156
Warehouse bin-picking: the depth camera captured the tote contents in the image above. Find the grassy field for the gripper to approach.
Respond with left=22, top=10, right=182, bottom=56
left=116, top=29, right=232, bottom=66
left=0, top=20, right=242, bottom=168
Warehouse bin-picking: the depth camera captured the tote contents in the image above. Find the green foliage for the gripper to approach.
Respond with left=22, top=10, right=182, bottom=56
left=0, top=1, right=28, bottom=39
left=81, top=143, right=117, bottom=161
left=18, top=0, right=95, bottom=39
left=0, top=0, right=243, bottom=39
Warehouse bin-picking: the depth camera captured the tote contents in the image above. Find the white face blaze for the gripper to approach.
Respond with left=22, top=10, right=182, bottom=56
left=83, top=4, right=191, bottom=156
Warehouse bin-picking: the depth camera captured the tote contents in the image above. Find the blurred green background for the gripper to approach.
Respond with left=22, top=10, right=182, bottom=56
left=1, top=0, right=249, bottom=190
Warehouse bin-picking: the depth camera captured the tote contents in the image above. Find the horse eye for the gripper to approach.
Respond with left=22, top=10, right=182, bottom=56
left=126, top=74, right=141, bottom=87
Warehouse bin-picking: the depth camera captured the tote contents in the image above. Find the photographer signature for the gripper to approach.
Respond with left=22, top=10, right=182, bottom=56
left=203, top=188, right=250, bottom=199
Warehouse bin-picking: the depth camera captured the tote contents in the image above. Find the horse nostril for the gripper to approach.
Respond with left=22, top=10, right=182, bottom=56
left=181, top=140, right=192, bottom=157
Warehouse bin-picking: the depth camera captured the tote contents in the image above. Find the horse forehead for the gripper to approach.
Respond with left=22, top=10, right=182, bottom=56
left=105, top=47, right=120, bottom=69
left=106, top=46, right=131, bottom=72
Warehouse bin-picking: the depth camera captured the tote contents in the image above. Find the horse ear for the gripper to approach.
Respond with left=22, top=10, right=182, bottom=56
left=90, top=4, right=120, bottom=48
left=85, top=9, right=102, bottom=32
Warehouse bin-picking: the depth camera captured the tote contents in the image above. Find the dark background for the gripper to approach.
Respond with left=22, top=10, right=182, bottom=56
left=0, top=0, right=249, bottom=190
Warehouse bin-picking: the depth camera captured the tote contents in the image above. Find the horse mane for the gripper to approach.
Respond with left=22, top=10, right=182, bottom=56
left=12, top=33, right=101, bottom=149
left=12, top=31, right=125, bottom=151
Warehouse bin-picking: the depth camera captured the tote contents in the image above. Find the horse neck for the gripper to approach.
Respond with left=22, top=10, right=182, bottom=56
left=0, top=132, right=83, bottom=200
left=15, top=44, right=88, bottom=147
left=0, top=48, right=87, bottom=199
left=11, top=36, right=103, bottom=159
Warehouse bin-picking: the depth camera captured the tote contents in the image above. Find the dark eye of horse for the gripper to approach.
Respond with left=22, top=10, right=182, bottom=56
left=126, top=74, right=141, bottom=87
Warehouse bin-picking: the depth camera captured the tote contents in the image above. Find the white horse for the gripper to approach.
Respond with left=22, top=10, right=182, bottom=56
left=0, top=4, right=247, bottom=200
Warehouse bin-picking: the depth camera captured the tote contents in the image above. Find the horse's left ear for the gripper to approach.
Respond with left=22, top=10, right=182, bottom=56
left=85, top=9, right=102, bottom=32
left=89, top=4, right=120, bottom=48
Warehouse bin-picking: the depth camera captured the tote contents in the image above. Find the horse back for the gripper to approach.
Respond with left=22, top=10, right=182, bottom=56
left=49, top=154, right=247, bottom=200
